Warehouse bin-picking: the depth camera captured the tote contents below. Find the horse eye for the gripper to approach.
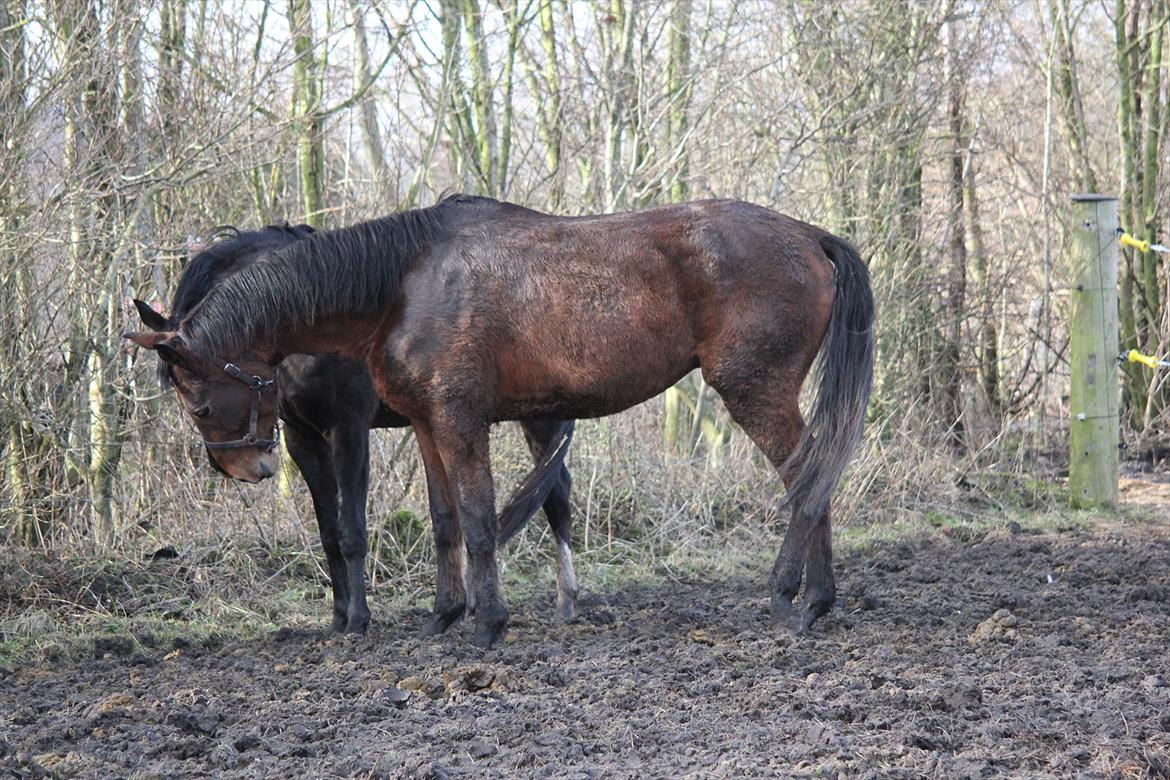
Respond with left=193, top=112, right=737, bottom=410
left=193, top=404, right=211, bottom=418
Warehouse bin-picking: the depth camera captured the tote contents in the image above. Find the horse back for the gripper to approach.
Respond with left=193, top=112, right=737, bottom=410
left=376, top=200, right=836, bottom=421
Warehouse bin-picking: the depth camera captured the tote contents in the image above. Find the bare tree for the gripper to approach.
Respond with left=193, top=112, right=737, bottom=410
left=1116, top=0, right=1168, bottom=434
left=1, top=0, right=1168, bottom=556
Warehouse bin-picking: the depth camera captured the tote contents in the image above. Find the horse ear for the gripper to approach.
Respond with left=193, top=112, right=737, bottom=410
left=123, top=331, right=187, bottom=368
left=124, top=330, right=168, bottom=349
left=134, top=298, right=171, bottom=331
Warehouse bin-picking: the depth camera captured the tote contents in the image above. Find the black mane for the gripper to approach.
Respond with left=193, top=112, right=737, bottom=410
left=158, top=223, right=314, bottom=387
left=182, top=200, right=460, bottom=359
left=171, top=223, right=316, bottom=320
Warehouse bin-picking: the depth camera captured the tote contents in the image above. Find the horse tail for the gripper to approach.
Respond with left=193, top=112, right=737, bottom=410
left=781, top=234, right=875, bottom=519
left=497, top=420, right=576, bottom=545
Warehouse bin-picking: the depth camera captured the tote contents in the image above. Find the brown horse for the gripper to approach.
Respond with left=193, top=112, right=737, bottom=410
left=126, top=195, right=874, bottom=648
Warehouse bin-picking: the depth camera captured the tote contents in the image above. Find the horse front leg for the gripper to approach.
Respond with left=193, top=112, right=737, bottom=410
left=283, top=422, right=348, bottom=633
left=432, top=421, right=507, bottom=648
left=331, top=423, right=372, bottom=634
left=414, top=424, right=468, bottom=635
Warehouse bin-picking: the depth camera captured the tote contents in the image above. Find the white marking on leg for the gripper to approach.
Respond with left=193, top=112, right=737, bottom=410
left=556, top=539, right=578, bottom=621
left=460, top=543, right=476, bottom=613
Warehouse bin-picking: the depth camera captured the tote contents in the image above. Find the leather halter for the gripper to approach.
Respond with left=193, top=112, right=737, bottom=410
left=201, top=362, right=280, bottom=451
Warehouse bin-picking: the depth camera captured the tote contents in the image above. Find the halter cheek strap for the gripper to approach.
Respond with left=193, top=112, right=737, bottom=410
left=202, top=362, right=281, bottom=451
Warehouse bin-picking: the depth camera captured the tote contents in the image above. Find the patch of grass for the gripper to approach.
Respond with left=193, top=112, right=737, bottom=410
left=0, top=542, right=333, bottom=667
left=835, top=501, right=1096, bottom=554
left=0, top=604, right=274, bottom=668
left=4, top=470, right=1104, bottom=668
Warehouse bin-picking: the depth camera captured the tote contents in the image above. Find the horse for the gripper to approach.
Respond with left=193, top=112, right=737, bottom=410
left=130, top=200, right=578, bottom=636
left=125, top=194, right=874, bottom=648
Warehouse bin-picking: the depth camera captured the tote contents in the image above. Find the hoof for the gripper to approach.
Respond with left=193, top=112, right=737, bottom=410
left=472, top=621, right=506, bottom=649
left=769, top=592, right=803, bottom=633
left=556, top=588, right=578, bottom=623
left=556, top=601, right=578, bottom=624
left=796, top=601, right=832, bottom=636
left=329, top=613, right=348, bottom=634
left=342, top=614, right=371, bottom=635
left=425, top=604, right=466, bottom=636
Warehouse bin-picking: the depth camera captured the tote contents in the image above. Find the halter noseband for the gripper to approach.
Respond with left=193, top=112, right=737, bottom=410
left=201, top=362, right=281, bottom=452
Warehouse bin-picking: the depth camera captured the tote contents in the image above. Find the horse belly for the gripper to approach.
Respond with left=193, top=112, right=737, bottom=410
left=496, top=302, right=696, bottom=419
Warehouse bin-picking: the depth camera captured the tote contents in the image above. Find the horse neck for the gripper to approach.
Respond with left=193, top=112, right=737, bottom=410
left=181, top=299, right=379, bottom=366
left=172, top=230, right=307, bottom=322
left=266, top=315, right=382, bottom=364
left=180, top=212, right=441, bottom=365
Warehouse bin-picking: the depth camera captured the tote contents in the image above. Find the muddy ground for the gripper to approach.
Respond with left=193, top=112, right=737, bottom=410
left=3, top=513, right=1170, bottom=779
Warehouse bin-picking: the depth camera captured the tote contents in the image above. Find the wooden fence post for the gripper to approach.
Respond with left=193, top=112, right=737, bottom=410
left=1068, top=194, right=1119, bottom=510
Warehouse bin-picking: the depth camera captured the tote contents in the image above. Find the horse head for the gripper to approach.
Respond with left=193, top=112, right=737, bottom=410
left=126, top=299, right=281, bottom=483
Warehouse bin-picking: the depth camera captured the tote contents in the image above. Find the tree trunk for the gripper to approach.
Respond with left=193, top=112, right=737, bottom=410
left=350, top=0, right=395, bottom=205
left=496, top=0, right=527, bottom=198
left=662, top=0, right=705, bottom=456
left=1050, top=0, right=1100, bottom=191
left=440, top=0, right=474, bottom=191
left=461, top=0, right=498, bottom=195
left=158, top=0, right=186, bottom=139
left=942, top=17, right=967, bottom=444
left=665, top=0, right=692, bottom=204
left=0, top=0, right=38, bottom=543
left=290, top=0, right=326, bottom=226
left=537, top=0, right=563, bottom=208
left=49, top=0, right=135, bottom=542
left=1115, top=0, right=1168, bottom=437
left=599, top=0, right=635, bottom=210
left=965, top=156, right=999, bottom=415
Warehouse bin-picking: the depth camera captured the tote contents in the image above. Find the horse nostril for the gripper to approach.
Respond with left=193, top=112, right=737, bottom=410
left=258, top=461, right=274, bottom=479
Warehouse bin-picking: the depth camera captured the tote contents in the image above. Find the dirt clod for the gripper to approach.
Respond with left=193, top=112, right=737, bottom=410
left=398, top=675, right=430, bottom=692
left=443, top=664, right=519, bottom=696
left=381, top=687, right=411, bottom=707
left=83, top=691, right=135, bottom=727
left=969, top=608, right=1020, bottom=643
left=466, top=740, right=498, bottom=760
left=166, top=710, right=220, bottom=736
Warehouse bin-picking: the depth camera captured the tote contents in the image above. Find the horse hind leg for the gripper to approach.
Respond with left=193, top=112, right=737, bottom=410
left=704, top=371, right=835, bottom=633
left=770, top=451, right=836, bottom=634
left=330, top=423, right=373, bottom=634
left=521, top=420, right=578, bottom=622
left=547, top=468, right=577, bottom=622
left=797, top=509, right=834, bottom=633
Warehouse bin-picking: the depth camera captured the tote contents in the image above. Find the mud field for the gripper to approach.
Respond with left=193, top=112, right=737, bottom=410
left=3, top=514, right=1170, bottom=779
